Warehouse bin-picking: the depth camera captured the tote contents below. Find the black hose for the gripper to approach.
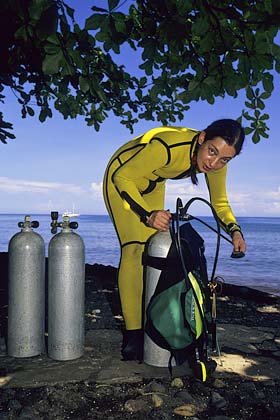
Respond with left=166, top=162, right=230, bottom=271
left=181, top=197, right=222, bottom=282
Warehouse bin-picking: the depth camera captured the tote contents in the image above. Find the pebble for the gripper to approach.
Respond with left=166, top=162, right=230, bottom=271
left=171, top=377, right=184, bottom=388
left=212, top=378, right=226, bottom=389
left=18, top=406, right=39, bottom=419
left=239, top=381, right=257, bottom=393
left=190, top=380, right=211, bottom=395
left=254, top=390, right=266, bottom=400
left=146, top=380, right=167, bottom=394
left=173, top=403, right=199, bottom=417
left=151, top=394, right=164, bottom=408
left=263, top=379, right=276, bottom=387
left=8, top=399, right=22, bottom=410
left=0, top=368, right=279, bottom=419
left=210, top=391, right=228, bottom=409
left=124, top=398, right=150, bottom=413
left=175, top=390, right=195, bottom=403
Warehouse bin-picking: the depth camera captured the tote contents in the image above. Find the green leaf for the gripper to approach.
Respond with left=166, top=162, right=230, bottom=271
left=252, top=130, right=261, bottom=144
left=139, top=60, right=153, bottom=76
left=139, top=77, right=147, bottom=87
left=259, top=91, right=271, bottom=99
left=14, top=26, right=28, bottom=41
left=0, top=129, right=15, bottom=141
left=192, top=17, right=208, bottom=36
left=142, top=44, right=156, bottom=60
left=244, top=127, right=254, bottom=135
left=108, top=0, right=119, bottom=11
left=260, top=113, right=270, bottom=120
left=28, top=0, right=51, bottom=20
left=256, top=98, right=265, bottom=110
left=245, top=101, right=254, bottom=109
left=37, top=4, right=58, bottom=38
left=39, top=108, right=48, bottom=123
left=60, top=59, right=76, bottom=76
left=275, top=60, right=280, bottom=74
left=188, top=79, right=200, bottom=91
left=65, top=5, right=75, bottom=20
left=264, top=0, right=272, bottom=12
left=262, top=73, right=274, bottom=93
left=79, top=76, right=90, bottom=93
left=85, top=14, right=106, bottom=30
left=20, top=91, right=31, bottom=102
left=96, top=30, right=111, bottom=42
left=46, top=34, right=60, bottom=45
left=244, top=30, right=254, bottom=49
left=44, top=42, right=61, bottom=55
left=206, top=96, right=215, bottom=104
left=225, top=84, right=237, bottom=97
left=26, top=106, right=35, bottom=116
left=246, top=87, right=254, bottom=100
left=42, top=51, right=64, bottom=74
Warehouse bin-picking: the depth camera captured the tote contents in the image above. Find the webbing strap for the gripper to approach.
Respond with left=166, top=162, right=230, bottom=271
left=142, top=253, right=179, bottom=270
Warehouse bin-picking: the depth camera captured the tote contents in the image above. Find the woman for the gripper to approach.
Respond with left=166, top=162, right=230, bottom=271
left=103, top=119, right=247, bottom=361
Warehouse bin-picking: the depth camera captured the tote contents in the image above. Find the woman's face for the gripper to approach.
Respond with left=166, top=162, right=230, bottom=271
left=196, top=133, right=236, bottom=173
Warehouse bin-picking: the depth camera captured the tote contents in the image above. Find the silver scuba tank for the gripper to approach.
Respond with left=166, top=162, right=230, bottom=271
left=48, top=212, right=85, bottom=361
left=7, top=215, right=45, bottom=357
left=143, top=230, right=175, bottom=367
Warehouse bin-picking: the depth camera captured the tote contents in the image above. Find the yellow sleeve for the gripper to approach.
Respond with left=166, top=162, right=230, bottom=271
left=112, top=139, right=169, bottom=220
left=205, top=166, right=241, bottom=235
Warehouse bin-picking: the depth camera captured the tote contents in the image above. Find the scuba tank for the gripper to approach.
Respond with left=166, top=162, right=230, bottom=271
left=48, top=212, right=85, bottom=361
left=143, top=230, right=176, bottom=367
left=7, top=215, right=45, bottom=357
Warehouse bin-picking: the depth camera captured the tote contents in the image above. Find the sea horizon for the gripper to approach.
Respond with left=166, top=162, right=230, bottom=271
left=1, top=214, right=279, bottom=296
left=0, top=212, right=279, bottom=219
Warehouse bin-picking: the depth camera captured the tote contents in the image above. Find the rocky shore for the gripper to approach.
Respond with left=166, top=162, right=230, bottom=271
left=0, top=253, right=280, bottom=419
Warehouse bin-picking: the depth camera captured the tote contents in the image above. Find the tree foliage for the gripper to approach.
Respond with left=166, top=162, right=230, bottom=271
left=0, top=0, right=280, bottom=144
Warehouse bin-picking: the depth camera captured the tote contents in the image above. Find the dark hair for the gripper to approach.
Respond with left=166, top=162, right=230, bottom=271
left=204, top=119, right=245, bottom=155
left=190, top=118, right=245, bottom=184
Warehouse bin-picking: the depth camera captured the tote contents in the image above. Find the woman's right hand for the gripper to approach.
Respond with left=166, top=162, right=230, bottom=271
left=147, top=210, right=171, bottom=231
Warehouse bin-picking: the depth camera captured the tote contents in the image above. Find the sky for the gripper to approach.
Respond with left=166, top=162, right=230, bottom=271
left=0, top=1, right=279, bottom=217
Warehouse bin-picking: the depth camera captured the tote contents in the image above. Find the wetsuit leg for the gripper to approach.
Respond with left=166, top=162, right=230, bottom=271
left=103, top=158, right=165, bottom=330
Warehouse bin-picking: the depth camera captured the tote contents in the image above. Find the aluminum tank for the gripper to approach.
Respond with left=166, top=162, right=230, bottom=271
left=8, top=216, right=45, bottom=357
left=143, top=230, right=175, bottom=367
left=48, top=214, right=85, bottom=361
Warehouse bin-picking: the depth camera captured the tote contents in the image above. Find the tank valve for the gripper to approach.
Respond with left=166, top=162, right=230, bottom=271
left=18, top=215, right=39, bottom=229
left=51, top=212, right=78, bottom=234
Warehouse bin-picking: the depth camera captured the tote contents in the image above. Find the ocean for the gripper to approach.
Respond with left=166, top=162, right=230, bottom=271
left=1, top=214, right=279, bottom=297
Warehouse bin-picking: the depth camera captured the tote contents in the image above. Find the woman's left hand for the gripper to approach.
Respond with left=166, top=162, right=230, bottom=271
left=232, top=231, right=246, bottom=253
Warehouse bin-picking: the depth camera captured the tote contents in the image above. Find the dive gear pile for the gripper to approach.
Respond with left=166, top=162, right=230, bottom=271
left=144, top=197, right=234, bottom=381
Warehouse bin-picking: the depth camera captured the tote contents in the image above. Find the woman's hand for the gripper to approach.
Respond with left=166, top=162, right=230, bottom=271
left=147, top=210, right=171, bottom=231
left=232, top=231, right=246, bottom=254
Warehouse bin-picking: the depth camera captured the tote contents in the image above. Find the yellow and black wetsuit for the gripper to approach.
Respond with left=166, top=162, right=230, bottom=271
left=103, top=127, right=241, bottom=330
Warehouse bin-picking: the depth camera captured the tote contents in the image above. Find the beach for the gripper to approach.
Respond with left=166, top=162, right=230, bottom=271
left=1, top=253, right=280, bottom=419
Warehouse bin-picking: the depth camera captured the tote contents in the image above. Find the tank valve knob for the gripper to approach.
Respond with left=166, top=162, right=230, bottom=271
left=51, top=211, right=59, bottom=234
left=69, top=222, right=78, bottom=230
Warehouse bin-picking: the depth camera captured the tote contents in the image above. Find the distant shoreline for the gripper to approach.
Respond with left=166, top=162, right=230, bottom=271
left=0, top=213, right=279, bottom=219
